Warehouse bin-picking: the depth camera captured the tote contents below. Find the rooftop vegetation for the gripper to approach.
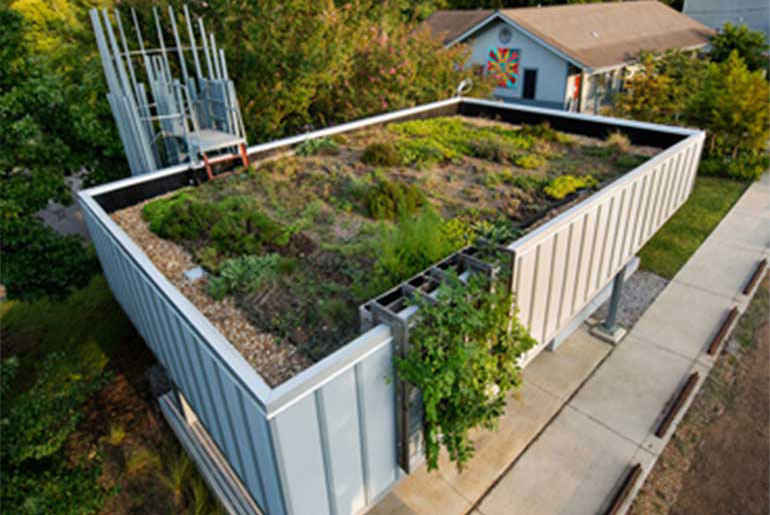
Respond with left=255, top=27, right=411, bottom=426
left=134, top=116, right=654, bottom=361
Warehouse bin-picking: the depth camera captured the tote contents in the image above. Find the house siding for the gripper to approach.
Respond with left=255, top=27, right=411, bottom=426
left=464, top=19, right=570, bottom=108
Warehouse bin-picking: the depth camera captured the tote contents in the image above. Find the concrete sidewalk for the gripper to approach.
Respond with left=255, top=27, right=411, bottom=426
left=476, top=174, right=769, bottom=515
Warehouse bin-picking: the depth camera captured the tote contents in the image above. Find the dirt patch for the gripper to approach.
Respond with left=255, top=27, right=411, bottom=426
left=630, top=278, right=770, bottom=515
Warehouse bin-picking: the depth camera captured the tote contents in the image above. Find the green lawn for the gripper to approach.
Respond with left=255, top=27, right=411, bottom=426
left=639, top=176, right=748, bottom=279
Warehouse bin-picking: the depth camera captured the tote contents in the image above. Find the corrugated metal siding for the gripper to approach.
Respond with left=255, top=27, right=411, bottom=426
left=267, top=338, right=397, bottom=515
left=511, top=134, right=704, bottom=365
left=82, top=208, right=287, bottom=515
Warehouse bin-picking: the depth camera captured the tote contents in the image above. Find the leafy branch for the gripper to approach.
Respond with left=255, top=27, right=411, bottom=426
left=395, top=271, right=536, bottom=471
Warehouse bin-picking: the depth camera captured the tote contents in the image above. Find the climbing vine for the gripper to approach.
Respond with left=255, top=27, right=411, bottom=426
left=395, top=271, right=536, bottom=471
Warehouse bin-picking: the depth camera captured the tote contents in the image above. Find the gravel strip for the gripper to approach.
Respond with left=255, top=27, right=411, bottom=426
left=112, top=200, right=312, bottom=387
left=593, top=270, right=669, bottom=329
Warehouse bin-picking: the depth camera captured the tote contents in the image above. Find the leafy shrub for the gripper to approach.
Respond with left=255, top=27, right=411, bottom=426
left=519, top=122, right=559, bottom=142
left=543, top=175, right=598, bottom=200
left=0, top=219, right=99, bottom=301
left=507, top=174, right=548, bottom=194
left=699, top=154, right=770, bottom=181
left=361, top=142, right=402, bottom=166
left=1, top=353, right=113, bottom=514
left=614, top=50, right=769, bottom=179
left=208, top=196, right=290, bottom=255
left=364, top=177, right=426, bottom=220
left=2, top=353, right=111, bottom=466
left=362, top=209, right=469, bottom=296
left=472, top=217, right=523, bottom=245
left=295, top=137, right=339, bottom=156
left=514, top=154, right=545, bottom=169
left=389, top=117, right=533, bottom=169
left=396, top=139, right=451, bottom=169
left=469, top=137, right=516, bottom=163
left=208, top=254, right=285, bottom=300
left=582, top=146, right=613, bottom=159
left=396, top=272, right=536, bottom=470
left=143, top=191, right=290, bottom=266
left=606, top=131, right=631, bottom=154
left=142, top=189, right=218, bottom=241
left=615, top=154, right=648, bottom=171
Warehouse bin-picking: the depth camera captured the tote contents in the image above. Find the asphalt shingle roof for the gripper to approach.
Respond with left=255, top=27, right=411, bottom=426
left=423, top=1, right=715, bottom=70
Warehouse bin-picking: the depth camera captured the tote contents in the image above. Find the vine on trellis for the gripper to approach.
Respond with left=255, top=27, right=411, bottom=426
left=395, top=271, right=536, bottom=471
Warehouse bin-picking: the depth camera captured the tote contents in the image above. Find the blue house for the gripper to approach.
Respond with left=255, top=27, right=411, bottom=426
left=424, top=1, right=713, bottom=112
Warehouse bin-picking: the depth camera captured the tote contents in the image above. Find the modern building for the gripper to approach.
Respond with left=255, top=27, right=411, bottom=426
left=684, top=0, right=769, bottom=39
left=424, top=1, right=714, bottom=112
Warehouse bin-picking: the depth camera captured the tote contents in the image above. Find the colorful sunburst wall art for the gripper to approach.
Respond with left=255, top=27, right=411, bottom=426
left=487, top=48, right=520, bottom=88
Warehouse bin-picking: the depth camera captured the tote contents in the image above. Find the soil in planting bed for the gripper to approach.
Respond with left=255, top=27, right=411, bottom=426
left=112, top=116, right=660, bottom=386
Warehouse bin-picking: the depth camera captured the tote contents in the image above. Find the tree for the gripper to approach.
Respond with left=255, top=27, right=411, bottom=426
left=688, top=51, right=770, bottom=159
left=0, top=6, right=101, bottom=300
left=161, top=0, right=493, bottom=141
left=612, top=49, right=769, bottom=181
left=1, top=354, right=113, bottom=514
left=710, top=22, right=770, bottom=73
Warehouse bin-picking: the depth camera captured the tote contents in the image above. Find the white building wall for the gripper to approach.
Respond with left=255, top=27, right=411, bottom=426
left=464, top=19, right=571, bottom=108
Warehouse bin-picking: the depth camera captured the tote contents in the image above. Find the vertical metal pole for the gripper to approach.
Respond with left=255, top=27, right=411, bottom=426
left=198, top=17, right=214, bottom=80
left=603, top=264, right=626, bottom=332
left=184, top=4, right=203, bottom=80
left=219, top=48, right=229, bottom=80
left=114, top=10, right=141, bottom=102
left=89, top=10, right=119, bottom=94
left=101, top=10, right=134, bottom=98
left=152, top=6, right=172, bottom=82
left=209, top=32, right=221, bottom=80
left=168, top=6, right=190, bottom=87
left=132, top=9, right=156, bottom=84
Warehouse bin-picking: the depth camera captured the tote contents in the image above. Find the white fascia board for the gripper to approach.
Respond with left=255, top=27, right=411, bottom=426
left=446, top=11, right=591, bottom=72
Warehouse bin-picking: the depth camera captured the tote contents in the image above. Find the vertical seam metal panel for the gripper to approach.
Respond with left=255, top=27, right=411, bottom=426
left=315, top=390, right=338, bottom=515
left=235, top=390, right=269, bottom=511
left=354, top=362, right=373, bottom=506
left=506, top=132, right=702, bottom=352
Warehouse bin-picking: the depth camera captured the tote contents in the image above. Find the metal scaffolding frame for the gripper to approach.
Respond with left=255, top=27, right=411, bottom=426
left=90, top=5, right=248, bottom=176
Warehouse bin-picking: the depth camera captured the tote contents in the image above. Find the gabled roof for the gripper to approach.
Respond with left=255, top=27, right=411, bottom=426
left=421, top=9, right=494, bottom=45
left=423, top=1, right=715, bottom=71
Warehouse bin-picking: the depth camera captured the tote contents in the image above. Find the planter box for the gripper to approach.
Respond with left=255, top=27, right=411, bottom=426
left=79, top=98, right=704, bottom=515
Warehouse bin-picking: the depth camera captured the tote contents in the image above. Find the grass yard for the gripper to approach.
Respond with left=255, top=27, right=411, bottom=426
left=638, top=176, right=748, bottom=279
left=1, top=277, right=223, bottom=514
left=112, top=116, right=658, bottom=379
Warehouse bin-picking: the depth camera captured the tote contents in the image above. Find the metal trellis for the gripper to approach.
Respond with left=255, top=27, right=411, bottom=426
left=90, top=5, right=248, bottom=177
